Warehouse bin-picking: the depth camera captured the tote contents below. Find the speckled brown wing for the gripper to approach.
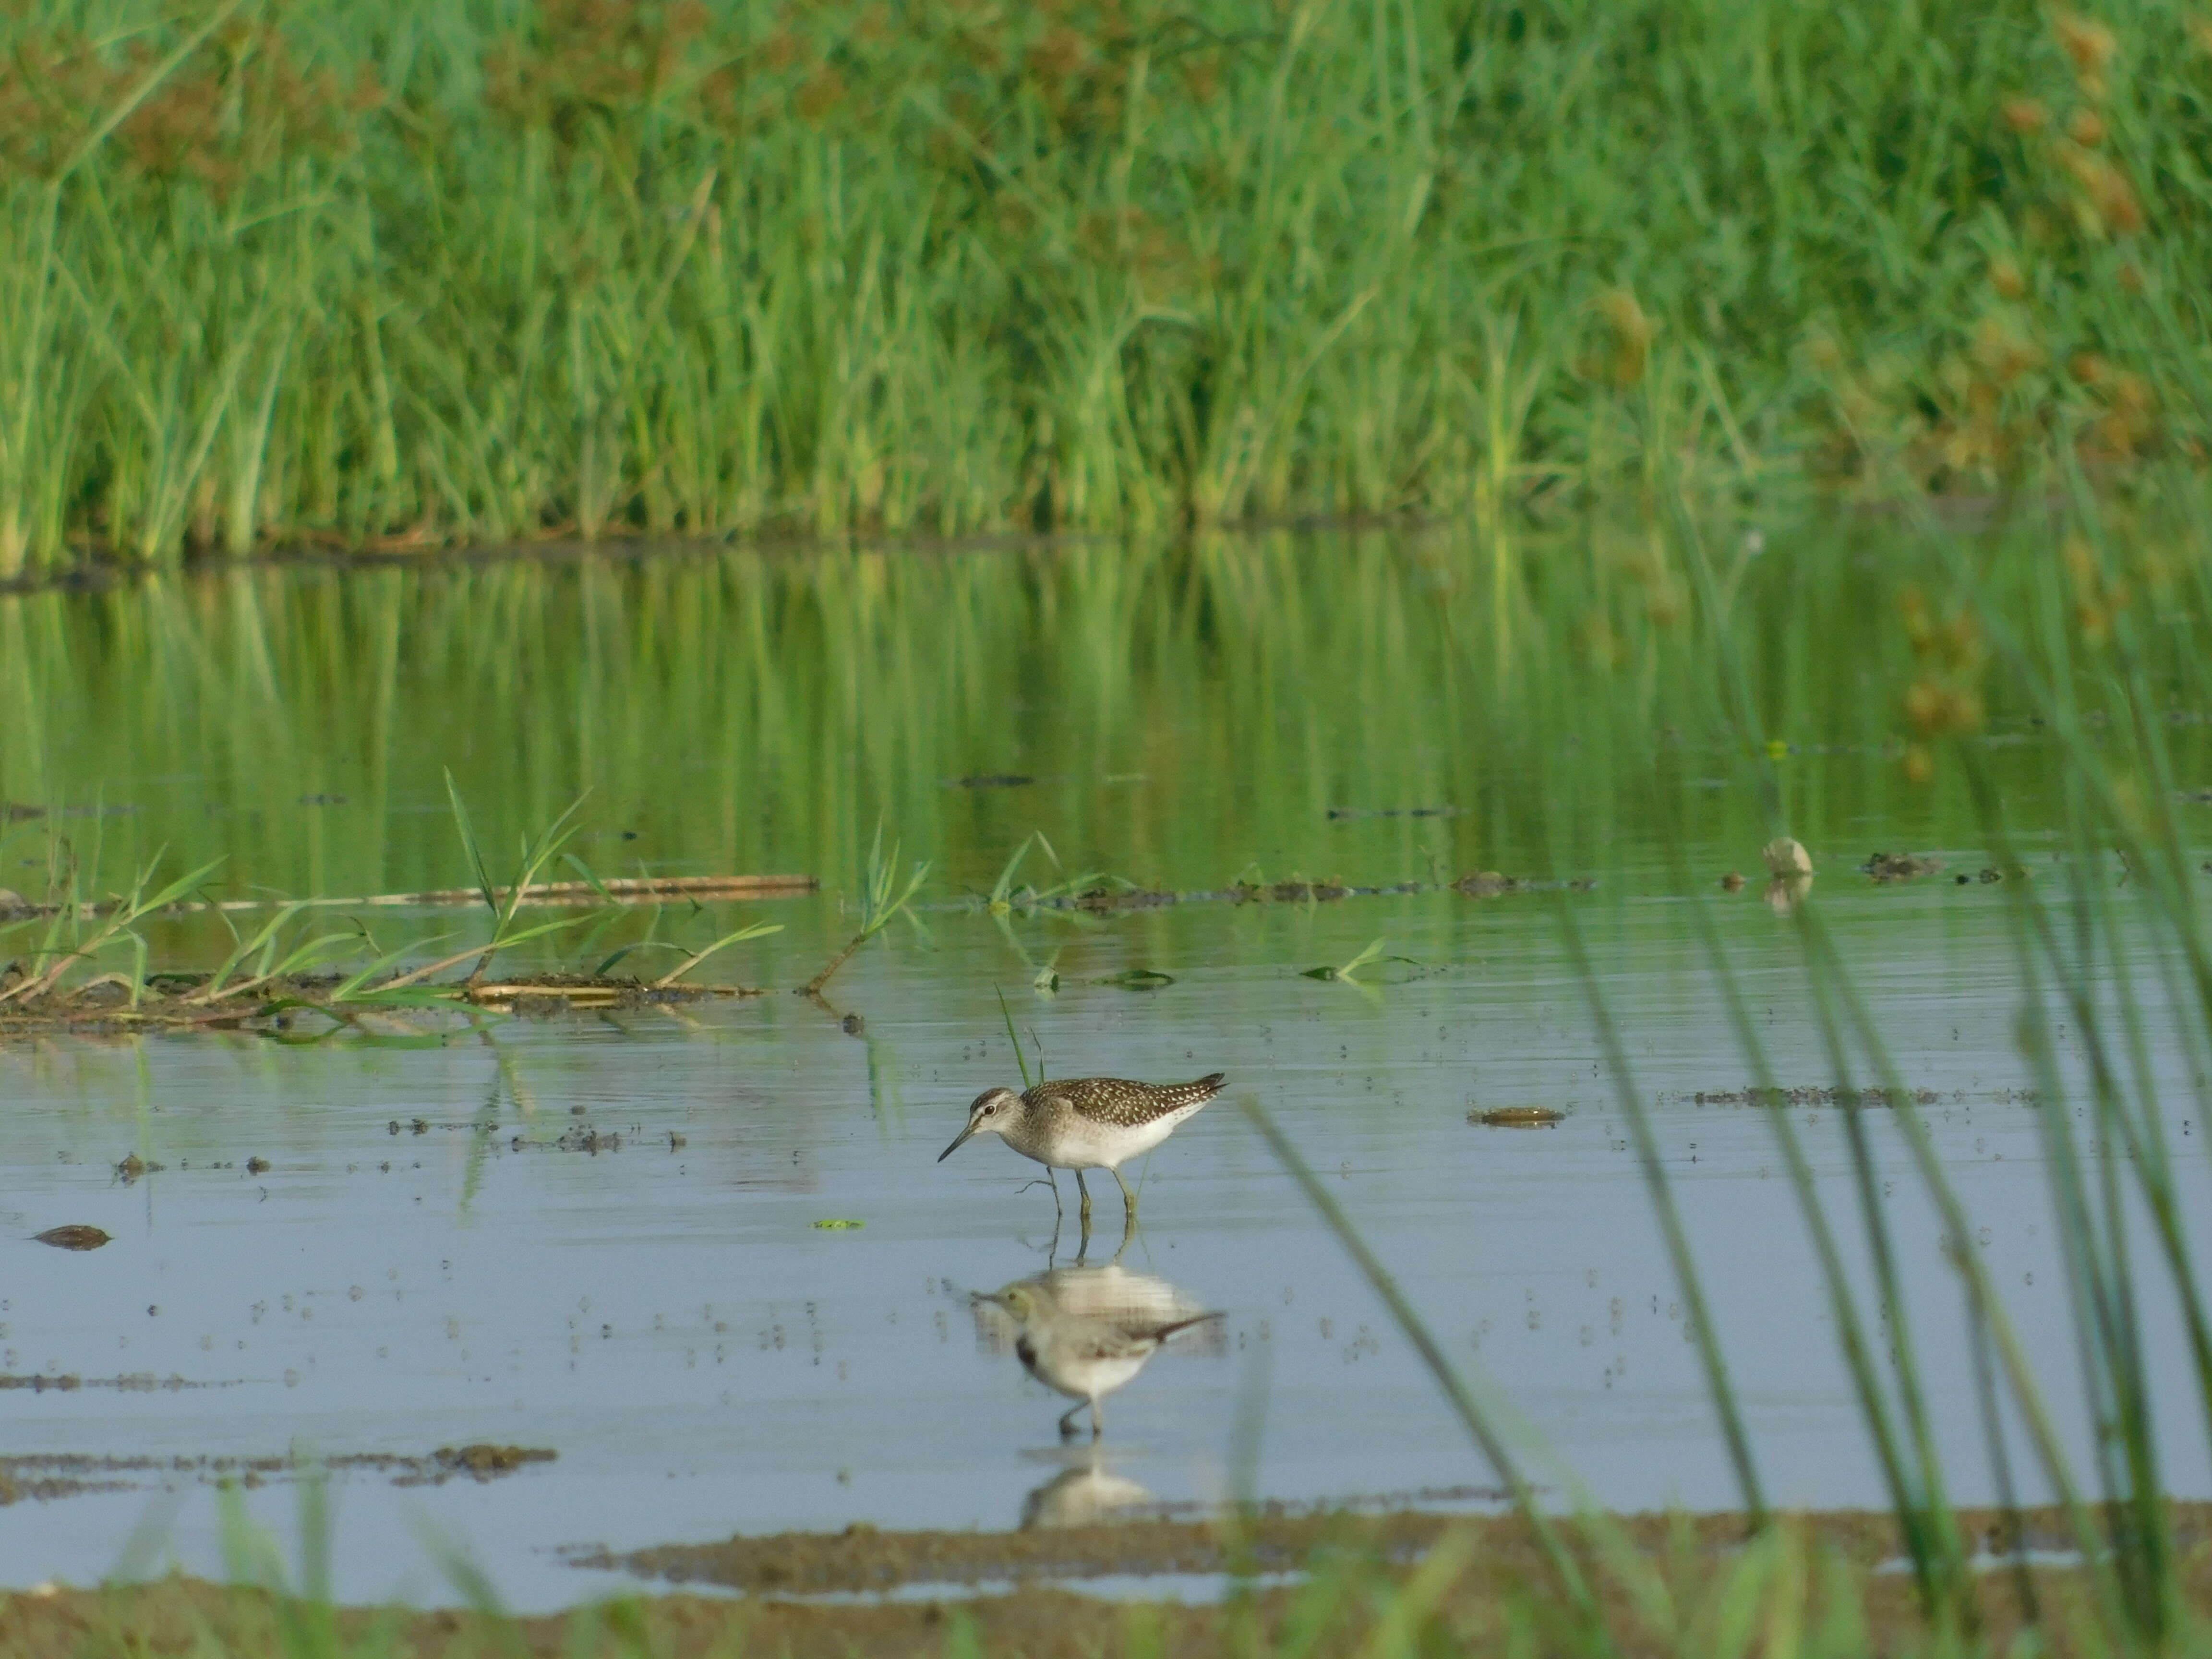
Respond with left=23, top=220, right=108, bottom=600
left=1038, top=1073, right=1225, bottom=1128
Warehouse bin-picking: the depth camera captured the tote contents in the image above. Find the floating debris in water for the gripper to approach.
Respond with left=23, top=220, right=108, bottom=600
left=1097, top=968, right=1175, bottom=990
left=1671, top=1085, right=2006, bottom=1106
left=952, top=774, right=1034, bottom=789
left=164, top=874, right=817, bottom=917
left=245, top=1157, right=270, bottom=1175
left=555, top=1128, right=619, bottom=1154
left=31, top=1226, right=109, bottom=1251
left=0, top=803, right=138, bottom=823
left=1325, top=805, right=1461, bottom=821
left=1719, top=872, right=1746, bottom=892
left=1002, top=872, right=1591, bottom=915
left=1863, top=851, right=1943, bottom=881
left=1221, top=879, right=1359, bottom=905
left=1077, top=886, right=1179, bottom=912
left=1471, top=1107, right=1565, bottom=1128
left=431, top=1444, right=557, bottom=1480
left=113, top=1155, right=161, bottom=1185
left=296, top=793, right=349, bottom=807
left=812, top=1219, right=865, bottom=1230
left=1454, top=871, right=1522, bottom=897
left=1762, top=838, right=1814, bottom=878
left=0, top=1443, right=549, bottom=1505
left=0, top=1372, right=213, bottom=1392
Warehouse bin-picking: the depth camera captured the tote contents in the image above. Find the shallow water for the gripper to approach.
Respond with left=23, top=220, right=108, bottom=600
left=1, top=536, right=2208, bottom=1610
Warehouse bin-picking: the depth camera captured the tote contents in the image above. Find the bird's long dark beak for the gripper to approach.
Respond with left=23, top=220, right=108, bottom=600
left=938, top=1121, right=978, bottom=1162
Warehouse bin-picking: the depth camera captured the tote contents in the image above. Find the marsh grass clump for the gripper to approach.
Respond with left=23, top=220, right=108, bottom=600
left=0, top=785, right=790, bottom=1033
left=7, top=0, right=2212, bottom=576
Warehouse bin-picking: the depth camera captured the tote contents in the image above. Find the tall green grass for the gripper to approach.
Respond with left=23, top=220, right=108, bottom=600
left=1, top=0, right=2208, bottom=573
left=1238, top=486, right=2212, bottom=1653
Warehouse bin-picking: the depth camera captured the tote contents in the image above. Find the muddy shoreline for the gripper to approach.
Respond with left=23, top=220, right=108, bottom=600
left=5, top=1505, right=2205, bottom=1659
left=584, top=1503, right=2203, bottom=1596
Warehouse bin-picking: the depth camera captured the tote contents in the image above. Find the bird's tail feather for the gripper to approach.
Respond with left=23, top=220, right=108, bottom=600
left=1155, top=1310, right=1226, bottom=1342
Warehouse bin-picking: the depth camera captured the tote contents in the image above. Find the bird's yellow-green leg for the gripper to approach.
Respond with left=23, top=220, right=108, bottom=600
left=1076, top=1169, right=1093, bottom=1226
left=1111, top=1166, right=1137, bottom=1220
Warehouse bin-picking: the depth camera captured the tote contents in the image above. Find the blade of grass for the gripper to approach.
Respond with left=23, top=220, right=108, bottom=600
left=1554, top=897, right=1767, bottom=1525
left=1237, top=1093, right=1612, bottom=1651
left=652, top=920, right=781, bottom=989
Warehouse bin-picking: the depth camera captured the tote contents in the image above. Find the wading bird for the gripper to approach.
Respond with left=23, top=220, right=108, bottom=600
left=938, top=1073, right=1226, bottom=1226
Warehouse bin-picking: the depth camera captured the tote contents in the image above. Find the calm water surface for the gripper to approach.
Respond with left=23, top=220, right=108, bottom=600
left=0, top=537, right=2206, bottom=1609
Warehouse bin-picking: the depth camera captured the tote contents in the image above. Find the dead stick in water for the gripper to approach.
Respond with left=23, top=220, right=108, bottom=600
left=119, top=875, right=817, bottom=917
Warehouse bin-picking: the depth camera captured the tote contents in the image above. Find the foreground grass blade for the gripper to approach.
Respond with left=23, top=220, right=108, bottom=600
left=1554, top=899, right=1767, bottom=1526
left=1237, top=1094, right=1612, bottom=1650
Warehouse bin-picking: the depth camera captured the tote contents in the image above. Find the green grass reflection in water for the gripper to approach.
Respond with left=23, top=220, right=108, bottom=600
left=12, top=521, right=2201, bottom=942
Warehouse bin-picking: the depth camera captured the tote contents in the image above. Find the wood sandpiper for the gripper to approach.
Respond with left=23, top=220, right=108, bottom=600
left=938, top=1072, right=1226, bottom=1226
left=974, top=1266, right=1223, bottom=1440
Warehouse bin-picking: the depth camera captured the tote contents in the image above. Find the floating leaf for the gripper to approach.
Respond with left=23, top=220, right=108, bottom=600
left=812, top=1218, right=866, bottom=1231
left=33, top=1225, right=109, bottom=1250
left=1099, top=968, right=1175, bottom=989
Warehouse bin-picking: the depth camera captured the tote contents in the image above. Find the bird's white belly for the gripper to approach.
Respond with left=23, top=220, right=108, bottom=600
left=1026, top=1350, right=1149, bottom=1402
left=1005, top=1102, right=1202, bottom=1170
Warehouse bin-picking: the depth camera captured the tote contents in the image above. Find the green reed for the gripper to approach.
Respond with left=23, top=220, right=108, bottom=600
left=1196, top=485, right=2212, bottom=1655
left=0, top=0, right=2207, bottom=573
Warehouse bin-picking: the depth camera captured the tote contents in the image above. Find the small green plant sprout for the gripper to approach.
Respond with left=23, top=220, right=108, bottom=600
left=801, top=822, right=929, bottom=997
left=1301, top=938, right=1418, bottom=982
left=361, top=776, right=605, bottom=998
left=0, top=851, right=220, bottom=1007
left=984, top=832, right=1103, bottom=914
left=649, top=920, right=781, bottom=989
left=183, top=902, right=358, bottom=1006
left=986, top=833, right=1048, bottom=913
left=591, top=916, right=784, bottom=989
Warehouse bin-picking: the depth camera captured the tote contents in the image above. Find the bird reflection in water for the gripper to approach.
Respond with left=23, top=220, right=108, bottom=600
left=973, top=1263, right=1225, bottom=1441
left=1019, top=1445, right=1156, bottom=1529
left=1764, top=874, right=1813, bottom=914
